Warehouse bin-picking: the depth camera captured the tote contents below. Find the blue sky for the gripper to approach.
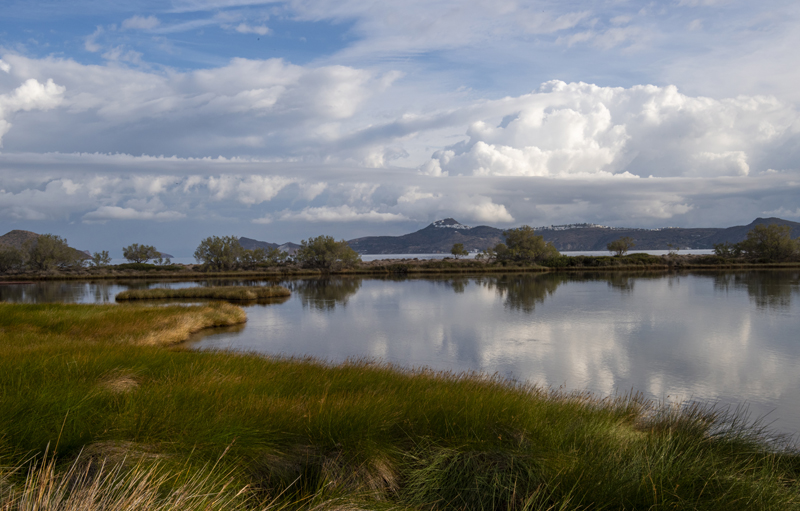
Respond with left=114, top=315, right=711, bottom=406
left=1, top=0, right=799, bottom=256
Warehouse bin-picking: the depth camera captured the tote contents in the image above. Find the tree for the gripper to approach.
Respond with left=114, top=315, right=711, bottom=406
left=0, top=246, right=26, bottom=273
left=240, top=247, right=287, bottom=269
left=475, top=245, right=498, bottom=263
left=607, top=236, right=635, bottom=257
left=450, top=243, right=468, bottom=259
left=496, top=226, right=559, bottom=264
left=194, top=235, right=243, bottom=271
left=737, top=224, right=799, bottom=262
left=90, top=250, right=111, bottom=267
left=295, top=235, right=361, bottom=271
left=24, top=234, right=81, bottom=271
left=123, top=243, right=160, bottom=264
left=713, top=242, right=741, bottom=258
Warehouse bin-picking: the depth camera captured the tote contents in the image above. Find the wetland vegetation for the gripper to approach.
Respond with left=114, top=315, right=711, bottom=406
left=3, top=301, right=800, bottom=509
left=114, top=285, right=291, bottom=302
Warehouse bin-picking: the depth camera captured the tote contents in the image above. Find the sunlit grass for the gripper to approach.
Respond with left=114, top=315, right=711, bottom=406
left=2, top=302, right=800, bottom=509
left=115, top=285, right=291, bottom=302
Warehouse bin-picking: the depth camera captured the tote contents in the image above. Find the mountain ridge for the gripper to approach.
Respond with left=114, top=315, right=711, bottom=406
left=345, top=217, right=800, bottom=254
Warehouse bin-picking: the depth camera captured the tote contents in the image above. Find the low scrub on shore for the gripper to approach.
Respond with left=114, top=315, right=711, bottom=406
left=3, top=303, right=800, bottom=509
left=115, top=285, right=291, bottom=302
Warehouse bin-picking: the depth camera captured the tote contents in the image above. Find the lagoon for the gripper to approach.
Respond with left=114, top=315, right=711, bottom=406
left=3, top=270, right=800, bottom=435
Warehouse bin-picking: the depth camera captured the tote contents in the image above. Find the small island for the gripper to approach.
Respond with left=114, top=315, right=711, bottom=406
left=115, top=285, right=291, bottom=301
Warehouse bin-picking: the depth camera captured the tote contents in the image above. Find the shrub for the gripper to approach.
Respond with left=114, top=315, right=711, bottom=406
left=295, top=235, right=361, bottom=271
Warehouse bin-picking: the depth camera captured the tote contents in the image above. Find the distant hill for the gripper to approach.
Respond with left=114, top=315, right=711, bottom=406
left=238, top=237, right=301, bottom=255
left=344, top=217, right=800, bottom=254
left=348, top=219, right=505, bottom=254
left=0, top=230, right=91, bottom=260
left=0, top=230, right=40, bottom=250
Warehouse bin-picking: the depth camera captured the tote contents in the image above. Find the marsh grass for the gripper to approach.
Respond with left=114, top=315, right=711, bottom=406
left=0, top=446, right=256, bottom=511
left=115, top=285, right=291, bottom=302
left=3, top=303, right=800, bottom=509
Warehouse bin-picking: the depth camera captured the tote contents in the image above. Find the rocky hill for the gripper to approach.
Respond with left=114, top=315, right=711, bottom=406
left=0, top=230, right=41, bottom=250
left=0, top=230, right=91, bottom=259
left=344, top=217, right=800, bottom=254
left=347, top=219, right=505, bottom=254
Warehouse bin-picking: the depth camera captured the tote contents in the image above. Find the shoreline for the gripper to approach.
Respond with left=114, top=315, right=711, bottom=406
left=2, top=256, right=800, bottom=281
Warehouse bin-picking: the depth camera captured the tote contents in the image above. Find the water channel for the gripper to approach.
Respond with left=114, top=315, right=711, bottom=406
left=3, top=270, right=800, bottom=435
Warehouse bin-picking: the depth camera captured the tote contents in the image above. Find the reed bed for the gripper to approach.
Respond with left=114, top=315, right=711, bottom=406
left=2, top=302, right=800, bottom=510
left=115, top=285, right=291, bottom=302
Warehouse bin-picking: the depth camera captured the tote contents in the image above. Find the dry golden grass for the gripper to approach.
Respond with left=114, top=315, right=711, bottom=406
left=135, top=302, right=247, bottom=346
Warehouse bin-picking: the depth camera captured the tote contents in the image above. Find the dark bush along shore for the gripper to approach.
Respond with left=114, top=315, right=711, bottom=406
left=3, top=301, right=800, bottom=509
left=3, top=253, right=800, bottom=281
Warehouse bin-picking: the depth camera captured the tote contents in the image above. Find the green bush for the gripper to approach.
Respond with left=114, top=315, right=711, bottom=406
left=295, top=235, right=361, bottom=271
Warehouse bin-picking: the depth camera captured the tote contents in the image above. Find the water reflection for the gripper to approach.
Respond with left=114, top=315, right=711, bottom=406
left=0, top=281, right=117, bottom=303
left=287, top=278, right=362, bottom=311
left=4, top=272, right=800, bottom=435
left=480, top=274, right=563, bottom=312
left=713, top=271, right=800, bottom=311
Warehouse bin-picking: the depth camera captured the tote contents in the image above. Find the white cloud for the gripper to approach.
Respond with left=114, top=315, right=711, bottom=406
left=762, top=207, right=800, bottom=218
left=421, top=81, right=797, bottom=179
left=0, top=78, right=65, bottom=145
left=82, top=206, right=186, bottom=223
left=454, top=196, right=515, bottom=223
left=0, top=60, right=10, bottom=73
left=84, top=26, right=104, bottom=52
left=122, top=15, right=161, bottom=30
left=299, top=181, right=328, bottom=201
left=207, top=175, right=296, bottom=204
left=0, top=54, right=389, bottom=157
left=279, top=205, right=408, bottom=223
left=234, top=23, right=270, bottom=35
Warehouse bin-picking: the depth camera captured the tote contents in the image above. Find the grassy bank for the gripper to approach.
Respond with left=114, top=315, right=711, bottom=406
left=3, top=303, right=800, bottom=509
left=115, top=285, right=291, bottom=302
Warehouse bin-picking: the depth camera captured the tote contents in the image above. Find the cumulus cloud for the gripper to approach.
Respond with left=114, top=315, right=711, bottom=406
left=0, top=78, right=65, bottom=145
left=207, top=175, right=296, bottom=204
left=421, top=81, right=797, bottom=179
left=0, top=54, right=392, bottom=157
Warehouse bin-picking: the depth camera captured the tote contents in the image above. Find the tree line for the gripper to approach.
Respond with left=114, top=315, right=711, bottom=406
left=2, top=223, right=798, bottom=275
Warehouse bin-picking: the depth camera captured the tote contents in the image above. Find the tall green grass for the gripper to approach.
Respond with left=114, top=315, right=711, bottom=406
left=115, top=285, right=291, bottom=302
left=2, top=303, right=800, bottom=509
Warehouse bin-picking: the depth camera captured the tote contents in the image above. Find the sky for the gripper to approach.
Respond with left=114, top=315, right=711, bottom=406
left=1, top=0, right=799, bottom=256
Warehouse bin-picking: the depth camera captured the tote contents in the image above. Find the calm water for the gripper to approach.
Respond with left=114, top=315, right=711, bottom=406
left=3, top=271, right=800, bottom=434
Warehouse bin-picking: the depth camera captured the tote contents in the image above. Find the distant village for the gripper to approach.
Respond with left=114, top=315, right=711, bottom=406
left=534, top=223, right=676, bottom=232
